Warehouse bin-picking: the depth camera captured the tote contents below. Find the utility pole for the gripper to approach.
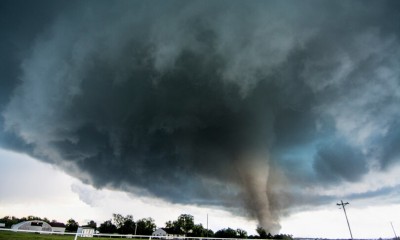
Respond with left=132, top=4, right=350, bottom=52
left=337, top=200, right=353, bottom=239
left=391, top=222, right=398, bottom=240
left=206, top=214, right=209, bottom=238
left=134, top=222, right=137, bottom=235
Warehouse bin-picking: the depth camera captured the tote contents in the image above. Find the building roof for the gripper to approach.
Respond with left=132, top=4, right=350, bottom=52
left=11, top=220, right=52, bottom=230
left=50, top=222, right=66, bottom=228
left=163, top=227, right=182, bottom=234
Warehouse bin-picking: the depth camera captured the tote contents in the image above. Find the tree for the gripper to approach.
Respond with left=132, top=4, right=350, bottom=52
left=256, top=227, right=274, bottom=239
left=112, top=213, right=136, bottom=234
left=273, top=234, right=293, bottom=240
left=86, top=220, right=97, bottom=230
left=214, top=228, right=238, bottom=238
left=121, top=216, right=135, bottom=234
left=189, top=223, right=213, bottom=237
left=98, top=220, right=117, bottom=234
left=66, top=219, right=79, bottom=232
left=256, top=226, right=266, bottom=238
left=176, top=214, right=194, bottom=235
left=205, top=228, right=214, bottom=237
left=236, top=228, right=248, bottom=238
left=27, top=216, right=41, bottom=221
left=165, top=220, right=174, bottom=228
left=0, top=216, right=19, bottom=228
left=119, top=218, right=135, bottom=234
left=165, top=214, right=195, bottom=235
left=136, top=217, right=156, bottom=235
left=113, top=214, right=127, bottom=229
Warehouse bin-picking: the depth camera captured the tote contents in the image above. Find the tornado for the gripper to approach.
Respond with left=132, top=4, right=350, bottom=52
left=236, top=153, right=281, bottom=233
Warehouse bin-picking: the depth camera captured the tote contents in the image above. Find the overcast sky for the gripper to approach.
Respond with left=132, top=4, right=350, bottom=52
left=1, top=0, right=400, bottom=238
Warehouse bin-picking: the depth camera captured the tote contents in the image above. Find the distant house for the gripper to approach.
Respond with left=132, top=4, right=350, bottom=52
left=152, top=228, right=185, bottom=239
left=50, top=222, right=66, bottom=233
left=153, top=228, right=168, bottom=236
left=77, top=227, right=95, bottom=237
left=11, top=221, right=52, bottom=233
left=0, top=223, right=5, bottom=228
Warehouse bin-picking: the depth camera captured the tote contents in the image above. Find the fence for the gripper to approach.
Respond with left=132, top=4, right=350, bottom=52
left=0, top=228, right=268, bottom=240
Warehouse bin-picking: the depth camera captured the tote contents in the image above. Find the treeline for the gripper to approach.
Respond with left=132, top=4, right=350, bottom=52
left=0, top=214, right=293, bottom=239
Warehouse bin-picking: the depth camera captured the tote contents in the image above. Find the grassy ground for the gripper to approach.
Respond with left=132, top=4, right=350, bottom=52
left=0, top=230, right=149, bottom=239
left=0, top=231, right=75, bottom=240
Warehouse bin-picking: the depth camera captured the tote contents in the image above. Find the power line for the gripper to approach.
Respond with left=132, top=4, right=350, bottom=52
left=337, top=200, right=353, bottom=239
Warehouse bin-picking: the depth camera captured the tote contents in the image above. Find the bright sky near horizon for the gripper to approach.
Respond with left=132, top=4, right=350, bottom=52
left=2, top=1, right=400, bottom=239
left=1, top=148, right=399, bottom=239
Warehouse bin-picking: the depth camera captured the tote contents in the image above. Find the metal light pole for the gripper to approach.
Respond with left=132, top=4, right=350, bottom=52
left=391, top=222, right=398, bottom=240
left=135, top=223, right=137, bottom=235
left=337, top=200, right=353, bottom=239
left=206, top=214, right=208, bottom=238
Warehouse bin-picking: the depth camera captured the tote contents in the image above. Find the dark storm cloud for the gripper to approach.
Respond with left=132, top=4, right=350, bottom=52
left=0, top=0, right=76, bottom=104
left=372, top=121, right=400, bottom=170
left=2, top=0, right=400, bottom=233
left=347, top=185, right=400, bottom=202
left=0, top=0, right=77, bottom=151
left=313, top=140, right=368, bottom=183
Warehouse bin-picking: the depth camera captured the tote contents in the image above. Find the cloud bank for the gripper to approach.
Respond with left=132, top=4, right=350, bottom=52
left=1, top=0, right=400, bottom=233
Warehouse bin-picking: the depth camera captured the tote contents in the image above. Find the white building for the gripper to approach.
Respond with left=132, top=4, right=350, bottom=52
left=152, top=228, right=185, bottom=239
left=77, top=227, right=95, bottom=237
left=11, top=221, right=52, bottom=233
left=153, top=228, right=168, bottom=237
left=50, top=222, right=66, bottom=233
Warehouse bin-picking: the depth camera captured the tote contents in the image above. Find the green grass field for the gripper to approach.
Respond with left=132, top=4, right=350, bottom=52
left=0, top=231, right=75, bottom=240
left=0, top=230, right=150, bottom=240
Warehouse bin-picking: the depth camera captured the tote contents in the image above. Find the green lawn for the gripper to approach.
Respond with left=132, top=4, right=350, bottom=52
left=0, top=230, right=150, bottom=240
left=0, top=231, right=75, bottom=240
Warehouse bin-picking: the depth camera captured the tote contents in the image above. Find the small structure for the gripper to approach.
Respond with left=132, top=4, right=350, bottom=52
left=50, top=222, right=66, bottom=233
left=152, top=228, right=185, bottom=239
left=153, top=228, right=168, bottom=237
left=11, top=221, right=52, bottom=233
left=77, top=227, right=95, bottom=237
left=0, top=223, right=5, bottom=228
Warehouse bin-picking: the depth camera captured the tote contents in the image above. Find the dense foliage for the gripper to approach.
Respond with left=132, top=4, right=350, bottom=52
left=0, top=214, right=292, bottom=239
left=65, top=219, right=79, bottom=232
